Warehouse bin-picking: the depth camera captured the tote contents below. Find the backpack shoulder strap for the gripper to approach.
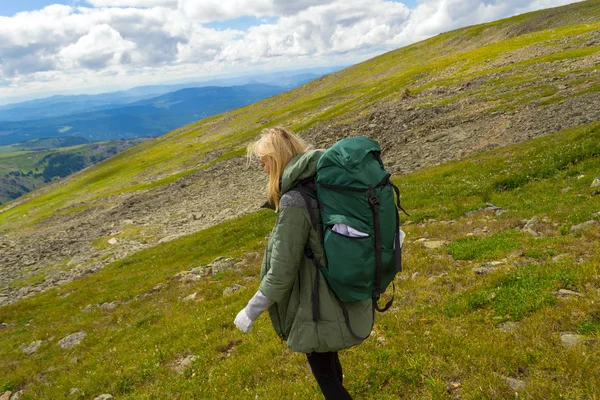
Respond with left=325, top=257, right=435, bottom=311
left=296, top=179, right=319, bottom=230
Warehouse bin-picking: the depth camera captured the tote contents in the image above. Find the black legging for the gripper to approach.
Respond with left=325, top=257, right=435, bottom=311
left=306, top=352, right=353, bottom=400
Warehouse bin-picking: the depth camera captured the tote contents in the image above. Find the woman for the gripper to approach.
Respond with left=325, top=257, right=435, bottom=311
left=234, top=127, right=373, bottom=400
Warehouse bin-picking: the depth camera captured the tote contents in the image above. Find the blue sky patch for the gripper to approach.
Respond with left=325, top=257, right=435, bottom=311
left=204, top=16, right=280, bottom=31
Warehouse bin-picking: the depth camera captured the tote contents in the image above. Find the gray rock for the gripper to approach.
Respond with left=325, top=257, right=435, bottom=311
left=423, top=240, right=445, bottom=249
left=69, top=388, right=82, bottom=396
left=209, top=257, right=236, bottom=271
left=9, top=391, right=24, bottom=400
left=557, top=289, right=583, bottom=298
left=20, top=340, right=42, bottom=355
left=560, top=332, right=584, bottom=348
left=243, top=252, right=262, bottom=262
left=505, top=377, right=527, bottom=391
left=552, top=254, right=569, bottom=263
left=593, top=211, right=600, bottom=218
left=81, top=304, right=94, bottom=312
left=0, top=393, right=11, bottom=400
left=466, top=204, right=506, bottom=216
left=173, top=355, right=198, bottom=374
left=59, top=331, right=87, bottom=349
left=182, top=292, right=197, bottom=302
left=223, top=284, right=243, bottom=295
left=98, top=302, right=117, bottom=310
left=473, top=261, right=504, bottom=274
left=93, top=395, right=113, bottom=400
left=593, top=190, right=600, bottom=196
left=107, top=238, right=118, bottom=245
left=570, top=220, right=599, bottom=233
left=591, top=177, right=600, bottom=187
left=498, top=322, right=520, bottom=332
left=523, top=216, right=540, bottom=237
left=481, top=261, right=505, bottom=269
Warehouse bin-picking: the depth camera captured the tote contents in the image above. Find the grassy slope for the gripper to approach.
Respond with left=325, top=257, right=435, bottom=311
left=0, top=139, right=146, bottom=204
left=1, top=1, right=599, bottom=232
left=1, top=123, right=599, bottom=399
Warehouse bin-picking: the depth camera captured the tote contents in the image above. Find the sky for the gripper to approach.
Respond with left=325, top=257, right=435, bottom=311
left=0, top=0, right=582, bottom=103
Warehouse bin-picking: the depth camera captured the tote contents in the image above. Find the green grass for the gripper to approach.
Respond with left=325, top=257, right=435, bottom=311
left=397, top=121, right=600, bottom=223
left=443, top=262, right=584, bottom=320
left=448, top=230, right=528, bottom=261
left=1, top=111, right=600, bottom=399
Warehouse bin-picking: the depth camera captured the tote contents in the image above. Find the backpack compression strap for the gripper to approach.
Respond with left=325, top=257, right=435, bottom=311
left=369, top=185, right=394, bottom=312
left=296, top=182, right=321, bottom=322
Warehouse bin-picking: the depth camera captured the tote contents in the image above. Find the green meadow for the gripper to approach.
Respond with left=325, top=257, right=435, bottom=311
left=1, top=121, right=599, bottom=399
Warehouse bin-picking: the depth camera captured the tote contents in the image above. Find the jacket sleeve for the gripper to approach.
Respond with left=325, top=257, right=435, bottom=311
left=259, top=203, right=310, bottom=304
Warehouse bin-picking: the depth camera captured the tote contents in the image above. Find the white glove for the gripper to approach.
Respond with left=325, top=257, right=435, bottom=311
left=234, top=309, right=254, bottom=333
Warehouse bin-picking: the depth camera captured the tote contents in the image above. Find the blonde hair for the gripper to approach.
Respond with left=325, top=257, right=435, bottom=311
left=247, top=127, right=310, bottom=210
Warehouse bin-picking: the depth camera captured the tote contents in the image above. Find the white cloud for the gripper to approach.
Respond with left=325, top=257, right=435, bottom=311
left=59, top=24, right=137, bottom=69
left=87, top=0, right=177, bottom=7
left=0, top=0, right=584, bottom=99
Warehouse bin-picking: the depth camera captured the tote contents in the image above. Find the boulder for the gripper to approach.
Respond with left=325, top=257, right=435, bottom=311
left=172, top=355, right=198, bottom=374
left=223, top=284, right=243, bottom=295
left=557, top=289, right=583, bottom=298
left=505, top=377, right=526, bottom=391
left=98, top=302, right=117, bottom=310
left=20, top=340, right=42, bottom=355
left=498, top=322, right=520, bottom=332
left=560, top=332, right=584, bottom=348
left=423, top=241, right=445, bottom=249
left=59, top=331, right=87, bottom=349
left=523, top=216, right=540, bottom=237
left=570, top=220, right=599, bottom=233
left=591, top=177, right=600, bottom=187
left=182, top=292, right=197, bottom=302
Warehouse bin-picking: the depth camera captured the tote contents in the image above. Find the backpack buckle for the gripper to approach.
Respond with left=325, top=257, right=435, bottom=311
left=368, top=195, right=380, bottom=209
left=304, top=245, right=314, bottom=258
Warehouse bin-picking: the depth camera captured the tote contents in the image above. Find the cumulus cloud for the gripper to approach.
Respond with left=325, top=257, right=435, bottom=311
left=87, top=0, right=177, bottom=7
left=59, top=24, right=137, bottom=69
left=0, top=0, right=582, bottom=99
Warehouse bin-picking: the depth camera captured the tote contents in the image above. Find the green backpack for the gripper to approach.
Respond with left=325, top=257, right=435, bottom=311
left=297, top=136, right=407, bottom=337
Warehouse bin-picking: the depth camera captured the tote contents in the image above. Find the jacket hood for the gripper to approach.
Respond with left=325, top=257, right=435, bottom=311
left=280, top=149, right=324, bottom=194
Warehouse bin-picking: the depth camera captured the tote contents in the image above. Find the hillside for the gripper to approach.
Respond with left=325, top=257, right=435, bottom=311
left=1, top=102, right=599, bottom=399
left=2, top=1, right=599, bottom=306
left=0, top=138, right=148, bottom=204
left=0, top=1, right=599, bottom=397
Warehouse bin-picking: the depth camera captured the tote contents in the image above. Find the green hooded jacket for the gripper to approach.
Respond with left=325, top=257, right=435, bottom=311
left=259, top=150, right=374, bottom=353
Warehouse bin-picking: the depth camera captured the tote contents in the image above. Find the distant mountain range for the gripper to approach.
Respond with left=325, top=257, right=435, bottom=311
left=0, top=84, right=284, bottom=145
left=0, top=67, right=342, bottom=120
left=0, top=68, right=342, bottom=146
